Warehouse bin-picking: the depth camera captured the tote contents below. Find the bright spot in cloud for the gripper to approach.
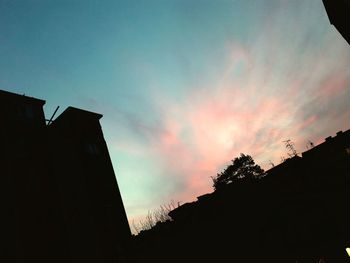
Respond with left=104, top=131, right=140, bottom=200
left=85, top=1, right=350, bottom=230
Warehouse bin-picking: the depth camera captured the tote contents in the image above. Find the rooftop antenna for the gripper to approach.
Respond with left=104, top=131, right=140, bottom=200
left=306, top=140, right=314, bottom=150
left=283, top=139, right=298, bottom=157
left=280, top=156, right=286, bottom=163
left=46, top=106, right=60, bottom=125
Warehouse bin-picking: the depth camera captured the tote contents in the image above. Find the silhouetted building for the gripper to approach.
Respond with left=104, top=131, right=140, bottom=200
left=0, top=90, right=58, bottom=262
left=0, top=90, right=131, bottom=263
left=49, top=107, right=131, bottom=262
left=132, top=128, right=350, bottom=263
left=323, top=0, right=350, bottom=45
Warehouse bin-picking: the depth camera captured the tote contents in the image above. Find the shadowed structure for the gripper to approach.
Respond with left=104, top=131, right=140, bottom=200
left=0, top=90, right=131, bottom=263
left=132, top=129, right=350, bottom=263
left=323, top=0, right=350, bottom=45
left=49, top=106, right=131, bottom=262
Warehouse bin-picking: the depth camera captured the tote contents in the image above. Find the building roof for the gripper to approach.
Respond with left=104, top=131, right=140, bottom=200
left=51, top=106, right=103, bottom=125
left=302, top=129, right=350, bottom=158
left=266, top=155, right=302, bottom=174
left=60, top=106, right=102, bottom=119
left=0, top=89, right=45, bottom=106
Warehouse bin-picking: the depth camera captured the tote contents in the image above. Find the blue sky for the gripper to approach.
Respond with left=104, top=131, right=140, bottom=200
left=1, top=0, right=350, bottom=232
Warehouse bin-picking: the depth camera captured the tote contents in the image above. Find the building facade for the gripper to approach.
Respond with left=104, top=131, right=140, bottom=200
left=0, top=90, right=131, bottom=263
left=323, top=0, right=350, bottom=45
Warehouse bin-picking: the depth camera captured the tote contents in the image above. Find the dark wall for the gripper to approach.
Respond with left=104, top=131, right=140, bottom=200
left=131, top=130, right=350, bottom=263
left=0, top=91, right=131, bottom=263
left=49, top=107, right=131, bottom=262
left=0, top=91, right=66, bottom=263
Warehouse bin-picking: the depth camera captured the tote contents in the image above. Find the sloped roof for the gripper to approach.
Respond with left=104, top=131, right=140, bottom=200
left=0, top=89, right=45, bottom=106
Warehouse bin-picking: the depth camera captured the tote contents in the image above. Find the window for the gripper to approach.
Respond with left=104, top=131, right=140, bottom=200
left=85, top=142, right=100, bottom=155
left=18, top=105, right=35, bottom=120
left=346, top=147, right=350, bottom=155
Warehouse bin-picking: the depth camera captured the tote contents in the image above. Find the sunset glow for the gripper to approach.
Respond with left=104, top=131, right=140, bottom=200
left=1, top=0, right=349, bottom=231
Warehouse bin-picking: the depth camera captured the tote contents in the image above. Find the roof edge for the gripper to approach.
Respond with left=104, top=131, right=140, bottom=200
left=0, top=89, right=46, bottom=105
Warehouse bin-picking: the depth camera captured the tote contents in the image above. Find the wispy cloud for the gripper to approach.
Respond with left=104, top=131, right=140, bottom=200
left=85, top=0, right=350, bottom=227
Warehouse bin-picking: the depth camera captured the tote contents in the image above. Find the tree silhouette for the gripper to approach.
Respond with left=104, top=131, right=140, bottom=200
left=212, top=153, right=264, bottom=190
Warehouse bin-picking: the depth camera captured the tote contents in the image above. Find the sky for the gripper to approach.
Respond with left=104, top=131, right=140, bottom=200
left=1, top=0, right=350, bottom=232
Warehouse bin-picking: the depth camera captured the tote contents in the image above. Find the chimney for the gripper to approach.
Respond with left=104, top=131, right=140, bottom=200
left=336, top=131, right=343, bottom=136
left=325, top=136, right=332, bottom=142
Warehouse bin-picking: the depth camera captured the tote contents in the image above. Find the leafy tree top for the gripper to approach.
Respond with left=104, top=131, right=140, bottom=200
left=212, top=153, right=264, bottom=191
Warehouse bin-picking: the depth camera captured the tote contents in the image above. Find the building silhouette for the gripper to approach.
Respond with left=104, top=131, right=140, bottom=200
left=0, top=89, right=131, bottom=263
left=322, top=0, right=350, bottom=45
left=132, top=129, right=350, bottom=263
left=2, top=88, right=349, bottom=262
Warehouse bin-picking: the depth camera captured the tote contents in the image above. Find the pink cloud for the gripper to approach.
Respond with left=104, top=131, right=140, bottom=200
left=317, top=76, right=348, bottom=99
left=147, top=88, right=294, bottom=202
left=105, top=24, right=350, bottom=228
left=142, top=40, right=350, bottom=207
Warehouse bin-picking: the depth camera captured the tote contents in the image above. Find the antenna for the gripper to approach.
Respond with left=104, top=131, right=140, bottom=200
left=280, top=156, right=286, bottom=163
left=283, top=139, right=298, bottom=157
left=306, top=140, right=314, bottom=149
left=46, top=106, right=60, bottom=125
